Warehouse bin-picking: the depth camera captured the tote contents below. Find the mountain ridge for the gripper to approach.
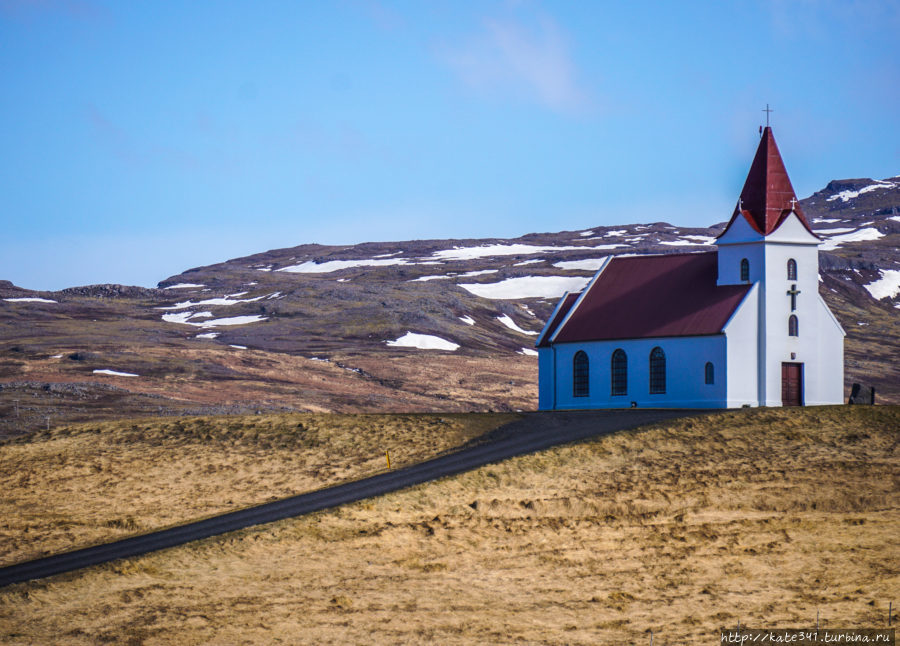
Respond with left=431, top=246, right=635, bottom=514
left=2, top=176, right=898, bottom=435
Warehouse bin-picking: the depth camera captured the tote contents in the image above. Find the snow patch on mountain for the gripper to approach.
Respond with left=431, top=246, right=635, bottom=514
left=497, top=315, right=538, bottom=335
left=459, top=276, right=591, bottom=300
left=162, top=312, right=195, bottom=324
left=816, top=227, right=857, bottom=235
left=386, top=332, right=459, bottom=351
left=863, top=270, right=900, bottom=301
left=161, top=294, right=267, bottom=310
left=198, top=315, right=268, bottom=327
left=278, top=258, right=411, bottom=273
left=459, top=269, right=498, bottom=277
left=553, top=257, right=608, bottom=271
left=3, top=297, right=58, bottom=303
left=826, top=181, right=897, bottom=203
left=163, top=312, right=267, bottom=327
left=431, top=243, right=624, bottom=261
left=819, top=228, right=885, bottom=251
left=93, top=369, right=139, bottom=377
left=3, top=296, right=57, bottom=303
left=413, top=269, right=499, bottom=282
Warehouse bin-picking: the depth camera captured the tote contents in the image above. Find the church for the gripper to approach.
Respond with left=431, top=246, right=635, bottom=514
left=536, top=127, right=845, bottom=409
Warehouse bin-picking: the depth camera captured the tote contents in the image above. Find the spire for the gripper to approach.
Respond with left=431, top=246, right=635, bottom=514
left=726, top=127, right=816, bottom=237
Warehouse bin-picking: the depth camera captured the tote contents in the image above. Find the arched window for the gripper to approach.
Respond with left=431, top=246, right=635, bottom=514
left=705, top=362, right=714, bottom=385
left=573, top=351, right=589, bottom=397
left=789, top=315, right=799, bottom=337
left=787, top=258, right=797, bottom=280
left=740, top=258, right=750, bottom=282
left=649, top=347, right=666, bottom=394
left=611, top=349, right=627, bottom=395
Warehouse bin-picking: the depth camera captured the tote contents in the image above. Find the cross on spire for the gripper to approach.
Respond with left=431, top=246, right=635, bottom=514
left=790, top=197, right=797, bottom=211
left=763, top=104, right=774, bottom=127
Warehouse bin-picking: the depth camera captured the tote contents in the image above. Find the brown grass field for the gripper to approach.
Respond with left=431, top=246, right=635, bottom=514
left=0, top=413, right=515, bottom=566
left=1, top=406, right=898, bottom=644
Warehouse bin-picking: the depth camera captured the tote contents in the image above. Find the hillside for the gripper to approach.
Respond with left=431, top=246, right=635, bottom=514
left=0, top=412, right=515, bottom=567
left=1, top=406, right=896, bottom=644
left=1, top=176, right=899, bottom=434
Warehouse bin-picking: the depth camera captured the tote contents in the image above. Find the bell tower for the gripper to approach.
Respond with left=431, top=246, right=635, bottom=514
left=715, top=127, right=835, bottom=406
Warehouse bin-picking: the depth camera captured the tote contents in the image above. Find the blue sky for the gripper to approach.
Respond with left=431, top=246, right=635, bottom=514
left=2, top=1, right=898, bottom=291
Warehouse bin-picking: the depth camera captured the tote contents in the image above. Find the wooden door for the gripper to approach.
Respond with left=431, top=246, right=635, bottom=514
left=781, top=363, right=803, bottom=407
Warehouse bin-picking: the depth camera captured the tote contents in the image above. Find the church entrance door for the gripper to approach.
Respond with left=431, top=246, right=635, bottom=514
left=781, top=362, right=803, bottom=406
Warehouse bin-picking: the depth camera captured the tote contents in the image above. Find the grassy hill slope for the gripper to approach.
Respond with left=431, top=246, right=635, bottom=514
left=1, top=406, right=897, bottom=644
left=0, top=412, right=515, bottom=567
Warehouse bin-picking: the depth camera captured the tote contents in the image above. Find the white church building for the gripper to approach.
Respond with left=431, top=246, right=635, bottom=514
left=536, top=127, right=845, bottom=409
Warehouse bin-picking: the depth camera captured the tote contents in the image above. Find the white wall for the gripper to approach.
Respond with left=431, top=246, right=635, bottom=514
left=545, top=335, right=727, bottom=409
left=759, top=217, right=821, bottom=406
left=723, top=283, right=759, bottom=407
left=717, top=215, right=766, bottom=287
left=811, top=295, right=846, bottom=404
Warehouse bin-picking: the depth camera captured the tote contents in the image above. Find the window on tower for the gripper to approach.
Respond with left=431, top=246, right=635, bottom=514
left=789, top=315, right=799, bottom=337
left=787, top=258, right=797, bottom=280
left=740, top=258, right=750, bottom=282
left=705, top=362, right=714, bottom=385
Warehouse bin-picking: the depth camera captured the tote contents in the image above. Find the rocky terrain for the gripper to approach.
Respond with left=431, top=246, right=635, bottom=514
left=2, top=176, right=898, bottom=435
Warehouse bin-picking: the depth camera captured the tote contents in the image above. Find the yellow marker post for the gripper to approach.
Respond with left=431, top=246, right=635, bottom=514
left=385, top=451, right=391, bottom=470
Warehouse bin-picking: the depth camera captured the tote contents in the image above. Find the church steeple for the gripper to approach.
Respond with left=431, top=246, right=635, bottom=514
left=723, top=127, right=817, bottom=237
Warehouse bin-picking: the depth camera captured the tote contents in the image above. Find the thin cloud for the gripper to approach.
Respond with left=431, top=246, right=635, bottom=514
left=442, top=13, right=592, bottom=115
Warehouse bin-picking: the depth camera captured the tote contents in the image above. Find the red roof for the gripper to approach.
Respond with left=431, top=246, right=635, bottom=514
left=720, top=127, right=817, bottom=238
left=549, top=252, right=751, bottom=343
left=536, top=291, right=580, bottom=348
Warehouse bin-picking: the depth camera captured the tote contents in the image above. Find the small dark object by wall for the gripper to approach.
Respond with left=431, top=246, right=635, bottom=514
left=848, top=383, right=876, bottom=405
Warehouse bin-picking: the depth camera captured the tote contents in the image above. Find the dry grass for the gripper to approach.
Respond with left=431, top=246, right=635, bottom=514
left=1, top=349, right=538, bottom=438
left=0, top=412, right=515, bottom=566
left=1, top=406, right=898, bottom=644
